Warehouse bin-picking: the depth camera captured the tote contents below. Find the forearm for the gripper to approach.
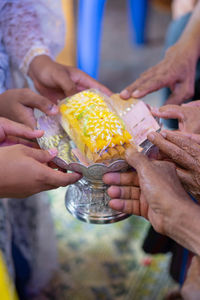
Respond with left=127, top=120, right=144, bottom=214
left=167, top=200, right=200, bottom=255
left=177, top=1, right=200, bottom=58
left=0, top=1, right=50, bottom=75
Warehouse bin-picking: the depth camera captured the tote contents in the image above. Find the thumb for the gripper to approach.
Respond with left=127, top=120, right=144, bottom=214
left=165, top=91, right=186, bottom=105
left=54, top=67, right=77, bottom=96
left=22, top=92, right=59, bottom=115
left=125, top=147, right=150, bottom=173
left=0, top=118, right=44, bottom=142
left=25, top=147, right=58, bottom=163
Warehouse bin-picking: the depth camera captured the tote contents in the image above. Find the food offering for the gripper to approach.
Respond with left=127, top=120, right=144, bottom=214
left=59, top=90, right=136, bottom=165
left=59, top=89, right=160, bottom=166
left=37, top=89, right=160, bottom=224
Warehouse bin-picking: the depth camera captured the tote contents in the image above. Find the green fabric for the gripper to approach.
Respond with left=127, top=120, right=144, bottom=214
left=41, top=188, right=176, bottom=300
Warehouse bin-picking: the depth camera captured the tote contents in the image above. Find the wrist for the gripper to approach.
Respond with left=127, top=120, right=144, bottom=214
left=21, top=46, right=51, bottom=76
left=166, top=199, right=200, bottom=255
left=28, top=55, right=53, bottom=80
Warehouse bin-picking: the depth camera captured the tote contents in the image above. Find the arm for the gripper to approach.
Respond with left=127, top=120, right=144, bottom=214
left=120, top=2, right=200, bottom=104
left=104, top=149, right=200, bottom=256
left=0, top=1, right=111, bottom=101
left=0, top=0, right=51, bottom=74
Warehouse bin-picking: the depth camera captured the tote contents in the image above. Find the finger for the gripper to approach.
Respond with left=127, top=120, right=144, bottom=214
left=21, top=89, right=58, bottom=115
left=162, top=130, right=200, bottom=158
left=24, top=147, right=58, bottom=163
left=1, top=136, right=38, bottom=147
left=120, top=65, right=162, bottom=99
left=69, top=67, right=112, bottom=96
left=54, top=68, right=77, bottom=96
left=107, top=185, right=140, bottom=199
left=125, top=148, right=150, bottom=173
left=0, top=118, right=44, bottom=142
left=42, top=167, right=82, bottom=187
left=109, top=199, right=140, bottom=215
left=165, top=82, right=193, bottom=105
left=183, top=100, right=200, bottom=107
left=148, top=132, right=195, bottom=169
left=103, top=171, right=139, bottom=186
left=176, top=168, right=194, bottom=187
left=165, top=93, right=185, bottom=105
left=151, top=105, right=184, bottom=120
left=175, top=132, right=200, bottom=145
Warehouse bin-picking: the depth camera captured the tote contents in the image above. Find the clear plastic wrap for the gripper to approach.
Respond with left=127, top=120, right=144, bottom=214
left=108, top=94, right=161, bottom=145
left=59, top=89, right=134, bottom=164
left=59, top=89, right=160, bottom=165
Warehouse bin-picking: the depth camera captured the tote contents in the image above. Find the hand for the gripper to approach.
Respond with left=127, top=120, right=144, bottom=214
left=0, top=89, right=58, bottom=129
left=104, top=148, right=191, bottom=236
left=120, top=42, right=198, bottom=105
left=0, top=144, right=81, bottom=198
left=151, top=101, right=200, bottom=134
left=0, top=117, right=44, bottom=146
left=148, top=130, right=200, bottom=202
left=28, top=55, right=112, bottom=102
left=104, top=171, right=147, bottom=217
left=181, top=255, right=200, bottom=300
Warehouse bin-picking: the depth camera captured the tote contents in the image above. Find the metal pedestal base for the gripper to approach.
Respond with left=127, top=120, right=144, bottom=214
left=65, top=178, right=130, bottom=224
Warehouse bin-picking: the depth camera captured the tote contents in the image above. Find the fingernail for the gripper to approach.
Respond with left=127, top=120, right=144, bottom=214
left=147, top=132, right=155, bottom=141
left=132, top=90, right=141, bottom=97
left=33, top=129, right=44, bottom=136
left=109, top=200, right=124, bottom=211
left=48, top=148, right=58, bottom=156
left=103, top=173, right=121, bottom=185
left=161, top=131, right=167, bottom=138
left=151, top=107, right=159, bottom=113
left=107, top=186, right=121, bottom=198
left=73, top=173, right=82, bottom=180
left=49, top=104, right=58, bottom=114
left=120, top=90, right=130, bottom=98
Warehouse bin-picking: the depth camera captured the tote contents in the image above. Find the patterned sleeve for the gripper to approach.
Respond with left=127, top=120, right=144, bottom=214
left=0, top=0, right=65, bottom=75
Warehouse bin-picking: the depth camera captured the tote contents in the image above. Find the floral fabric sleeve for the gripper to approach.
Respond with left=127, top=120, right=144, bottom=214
left=0, top=0, right=65, bottom=75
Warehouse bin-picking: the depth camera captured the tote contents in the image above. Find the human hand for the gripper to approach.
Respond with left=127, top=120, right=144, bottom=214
left=0, top=117, right=44, bottom=147
left=0, top=89, right=58, bottom=129
left=104, top=148, right=191, bottom=236
left=103, top=171, right=147, bottom=217
left=120, top=42, right=198, bottom=105
left=28, top=55, right=112, bottom=102
left=151, top=101, right=200, bottom=133
left=0, top=144, right=81, bottom=198
left=148, top=130, right=200, bottom=202
left=181, top=255, right=200, bottom=300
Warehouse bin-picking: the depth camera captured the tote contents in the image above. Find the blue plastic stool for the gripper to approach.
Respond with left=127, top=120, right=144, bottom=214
left=77, top=0, right=148, bottom=79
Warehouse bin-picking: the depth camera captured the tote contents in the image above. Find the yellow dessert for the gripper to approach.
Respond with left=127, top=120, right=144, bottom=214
left=59, top=90, right=133, bottom=163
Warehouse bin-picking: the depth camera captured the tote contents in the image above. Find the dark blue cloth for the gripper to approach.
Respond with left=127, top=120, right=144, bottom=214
left=12, top=240, right=31, bottom=300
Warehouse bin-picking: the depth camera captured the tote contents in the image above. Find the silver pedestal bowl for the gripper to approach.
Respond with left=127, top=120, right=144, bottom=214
left=37, top=113, right=155, bottom=224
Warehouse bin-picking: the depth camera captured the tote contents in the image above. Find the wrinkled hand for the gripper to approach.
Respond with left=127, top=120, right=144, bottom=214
left=0, top=89, right=58, bottom=129
left=104, top=148, right=191, bottom=236
left=0, top=144, right=81, bottom=198
left=148, top=130, right=200, bottom=202
left=181, top=255, right=200, bottom=300
left=120, top=42, right=198, bottom=105
left=103, top=171, right=147, bottom=217
left=28, top=55, right=112, bottom=102
left=151, top=101, right=200, bottom=133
